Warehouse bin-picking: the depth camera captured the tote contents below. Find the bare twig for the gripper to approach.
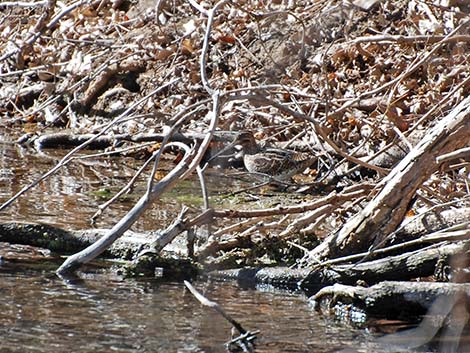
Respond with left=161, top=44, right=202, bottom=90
left=279, top=203, right=337, bottom=239
left=187, top=0, right=209, bottom=16
left=183, top=280, right=248, bottom=335
left=352, top=34, right=470, bottom=45
left=0, top=1, right=48, bottom=8
left=184, top=280, right=258, bottom=352
left=137, top=206, right=191, bottom=256
left=214, top=184, right=372, bottom=218
left=437, top=147, right=470, bottom=164
left=197, top=0, right=229, bottom=95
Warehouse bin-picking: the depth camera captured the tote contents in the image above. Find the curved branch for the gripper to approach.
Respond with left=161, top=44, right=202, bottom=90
left=56, top=143, right=197, bottom=275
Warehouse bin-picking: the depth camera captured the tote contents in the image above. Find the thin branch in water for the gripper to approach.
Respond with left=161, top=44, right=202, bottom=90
left=56, top=141, right=198, bottom=275
left=91, top=142, right=178, bottom=223
left=184, top=281, right=258, bottom=352
left=184, top=280, right=247, bottom=333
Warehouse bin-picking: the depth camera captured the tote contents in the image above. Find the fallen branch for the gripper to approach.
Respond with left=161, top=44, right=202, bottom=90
left=301, top=239, right=470, bottom=289
left=0, top=1, right=48, bottom=7
left=309, top=95, right=470, bottom=260
left=0, top=222, right=151, bottom=260
left=56, top=142, right=197, bottom=275
left=351, top=34, right=470, bottom=45
left=312, top=280, right=470, bottom=318
left=212, top=183, right=372, bottom=218
left=184, top=280, right=257, bottom=352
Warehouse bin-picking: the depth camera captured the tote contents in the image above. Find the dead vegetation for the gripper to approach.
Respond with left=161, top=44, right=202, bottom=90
left=1, top=0, right=469, bottom=288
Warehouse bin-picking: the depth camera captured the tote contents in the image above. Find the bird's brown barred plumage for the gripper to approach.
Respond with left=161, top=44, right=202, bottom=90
left=234, top=132, right=316, bottom=181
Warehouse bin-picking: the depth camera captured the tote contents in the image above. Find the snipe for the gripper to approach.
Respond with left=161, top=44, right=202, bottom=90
left=234, top=132, right=316, bottom=181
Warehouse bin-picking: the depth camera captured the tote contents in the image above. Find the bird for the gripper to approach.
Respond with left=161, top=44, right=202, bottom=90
left=233, top=131, right=317, bottom=182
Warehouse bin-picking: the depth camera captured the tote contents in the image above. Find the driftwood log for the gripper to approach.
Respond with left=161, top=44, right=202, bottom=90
left=31, top=131, right=238, bottom=149
left=206, top=238, right=470, bottom=292
left=312, top=281, right=470, bottom=319
left=309, top=95, right=470, bottom=261
left=207, top=267, right=311, bottom=289
left=0, top=222, right=197, bottom=278
left=302, top=240, right=470, bottom=288
left=0, top=222, right=153, bottom=259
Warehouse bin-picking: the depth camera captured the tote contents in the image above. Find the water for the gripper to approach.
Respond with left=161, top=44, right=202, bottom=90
left=0, top=259, right=380, bottom=353
left=0, top=131, right=230, bottom=231
left=0, top=129, right=410, bottom=352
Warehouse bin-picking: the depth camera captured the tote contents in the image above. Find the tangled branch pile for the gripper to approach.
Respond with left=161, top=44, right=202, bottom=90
left=1, top=0, right=469, bottom=279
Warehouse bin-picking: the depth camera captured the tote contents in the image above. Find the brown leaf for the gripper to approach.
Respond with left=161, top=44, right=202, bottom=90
left=385, top=107, right=408, bottom=132
left=217, top=34, right=236, bottom=44
left=154, top=48, right=174, bottom=61
left=181, top=39, right=195, bottom=56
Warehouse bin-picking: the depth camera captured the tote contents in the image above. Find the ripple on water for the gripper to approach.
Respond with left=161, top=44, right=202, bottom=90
left=0, top=266, right=388, bottom=353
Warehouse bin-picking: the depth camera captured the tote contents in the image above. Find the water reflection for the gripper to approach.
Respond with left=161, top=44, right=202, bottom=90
left=0, top=137, right=229, bottom=231
left=0, top=262, right=381, bottom=353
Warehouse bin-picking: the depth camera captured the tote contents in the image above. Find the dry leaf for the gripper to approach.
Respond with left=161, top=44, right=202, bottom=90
left=385, top=107, right=408, bottom=132
left=181, top=39, right=195, bottom=56
left=216, top=34, right=236, bottom=44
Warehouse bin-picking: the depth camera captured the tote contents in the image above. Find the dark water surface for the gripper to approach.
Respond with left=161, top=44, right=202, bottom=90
left=0, top=129, right=409, bottom=352
left=0, top=261, right=381, bottom=353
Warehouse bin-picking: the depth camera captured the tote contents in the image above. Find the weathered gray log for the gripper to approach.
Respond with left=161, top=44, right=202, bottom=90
left=207, top=238, right=469, bottom=291
left=394, top=207, right=470, bottom=243
left=0, top=222, right=196, bottom=277
left=313, top=280, right=470, bottom=352
left=0, top=222, right=150, bottom=259
left=311, top=281, right=470, bottom=318
left=32, top=130, right=245, bottom=151
left=310, top=95, right=470, bottom=260
left=302, top=240, right=470, bottom=289
left=207, top=267, right=311, bottom=289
